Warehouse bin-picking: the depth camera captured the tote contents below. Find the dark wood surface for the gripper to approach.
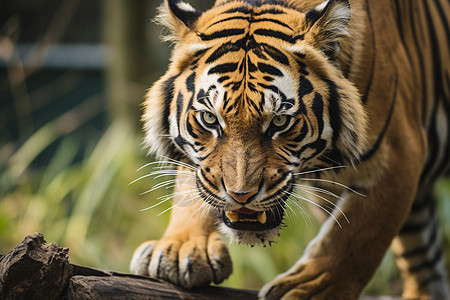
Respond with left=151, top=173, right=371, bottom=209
left=0, top=233, right=402, bottom=300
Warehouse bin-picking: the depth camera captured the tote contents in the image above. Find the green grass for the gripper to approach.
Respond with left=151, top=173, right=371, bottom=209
left=1, top=114, right=449, bottom=295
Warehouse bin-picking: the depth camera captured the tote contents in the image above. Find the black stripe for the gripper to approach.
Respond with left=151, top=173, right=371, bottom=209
left=156, top=252, right=163, bottom=278
left=267, top=171, right=289, bottom=191
left=409, top=2, right=428, bottom=125
left=243, top=0, right=287, bottom=7
left=253, top=8, right=286, bottom=16
left=253, top=29, right=295, bottom=43
left=186, top=115, right=198, bottom=139
left=292, top=124, right=308, bottom=142
left=325, top=80, right=342, bottom=145
left=198, top=152, right=212, bottom=161
left=176, top=92, right=184, bottom=136
left=208, top=63, right=239, bottom=74
left=276, top=151, right=291, bottom=164
left=399, top=218, right=431, bottom=234
left=297, top=139, right=328, bottom=163
left=419, top=273, right=444, bottom=286
left=401, top=221, right=438, bottom=258
left=217, top=76, right=229, bottom=83
left=200, top=168, right=219, bottom=191
left=400, top=245, right=429, bottom=259
left=360, top=73, right=398, bottom=161
left=298, top=76, right=313, bottom=98
left=210, top=16, right=250, bottom=27
left=248, top=57, right=258, bottom=72
left=361, top=0, right=376, bottom=105
left=252, top=17, right=293, bottom=30
left=259, top=91, right=265, bottom=111
left=258, top=83, right=282, bottom=96
left=175, top=90, right=197, bottom=154
left=410, top=196, right=431, bottom=213
left=311, top=93, right=324, bottom=135
left=419, top=0, right=444, bottom=185
left=260, top=43, right=290, bottom=65
left=162, top=74, right=180, bottom=134
left=247, top=97, right=262, bottom=115
left=278, top=146, right=293, bottom=160
left=222, top=91, right=230, bottom=111
left=319, top=149, right=345, bottom=166
left=223, top=6, right=251, bottom=15
left=393, top=1, right=420, bottom=130
left=200, top=28, right=246, bottom=41
left=437, top=76, right=450, bottom=175
left=205, top=235, right=218, bottom=284
left=196, top=89, right=206, bottom=106
left=258, top=62, right=283, bottom=76
left=433, top=0, right=450, bottom=50
left=420, top=101, right=441, bottom=185
left=205, top=42, right=241, bottom=63
left=174, top=134, right=194, bottom=153
left=409, top=247, right=443, bottom=273
left=186, top=72, right=195, bottom=92
left=191, top=48, right=209, bottom=65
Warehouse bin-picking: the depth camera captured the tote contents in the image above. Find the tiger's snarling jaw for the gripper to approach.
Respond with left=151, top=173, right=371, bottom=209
left=143, top=0, right=367, bottom=246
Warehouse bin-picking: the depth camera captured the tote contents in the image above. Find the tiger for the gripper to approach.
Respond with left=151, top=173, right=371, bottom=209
left=129, top=0, right=450, bottom=299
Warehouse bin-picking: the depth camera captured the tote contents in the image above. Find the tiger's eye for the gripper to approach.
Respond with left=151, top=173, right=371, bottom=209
left=272, top=115, right=288, bottom=127
left=202, top=112, right=218, bottom=125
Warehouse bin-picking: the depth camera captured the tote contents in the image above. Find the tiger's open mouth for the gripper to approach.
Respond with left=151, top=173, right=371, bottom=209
left=221, top=205, right=285, bottom=231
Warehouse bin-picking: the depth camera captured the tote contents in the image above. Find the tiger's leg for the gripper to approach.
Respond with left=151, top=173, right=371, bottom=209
left=260, top=140, right=425, bottom=299
left=391, top=189, right=450, bottom=299
left=130, top=166, right=232, bottom=288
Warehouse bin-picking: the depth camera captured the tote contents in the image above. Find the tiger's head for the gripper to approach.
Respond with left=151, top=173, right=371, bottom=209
left=143, top=0, right=368, bottom=245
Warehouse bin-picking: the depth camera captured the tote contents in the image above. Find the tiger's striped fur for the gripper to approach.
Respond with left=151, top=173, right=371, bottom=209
left=131, top=0, right=450, bottom=298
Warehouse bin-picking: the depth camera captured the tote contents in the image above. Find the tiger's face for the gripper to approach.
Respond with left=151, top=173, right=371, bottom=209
left=144, top=0, right=368, bottom=244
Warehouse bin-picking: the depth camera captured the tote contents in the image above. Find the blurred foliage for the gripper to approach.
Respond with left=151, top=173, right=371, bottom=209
left=0, top=0, right=449, bottom=297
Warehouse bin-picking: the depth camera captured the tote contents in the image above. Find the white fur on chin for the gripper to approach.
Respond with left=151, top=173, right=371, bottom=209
left=219, top=222, right=282, bottom=246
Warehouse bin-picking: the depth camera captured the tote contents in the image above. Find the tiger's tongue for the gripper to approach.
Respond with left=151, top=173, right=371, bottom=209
left=234, top=207, right=257, bottom=214
left=225, top=208, right=267, bottom=224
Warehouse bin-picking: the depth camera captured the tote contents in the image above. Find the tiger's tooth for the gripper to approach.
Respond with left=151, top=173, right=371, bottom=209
left=257, top=211, right=267, bottom=224
left=225, top=211, right=239, bottom=222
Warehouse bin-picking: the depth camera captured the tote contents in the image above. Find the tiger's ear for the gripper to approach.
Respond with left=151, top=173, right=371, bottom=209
left=304, top=0, right=351, bottom=58
left=167, top=0, right=202, bottom=28
left=156, top=0, right=202, bottom=42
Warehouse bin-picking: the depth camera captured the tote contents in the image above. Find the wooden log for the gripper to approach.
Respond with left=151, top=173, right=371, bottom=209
left=0, top=232, right=72, bottom=299
left=0, top=233, right=402, bottom=300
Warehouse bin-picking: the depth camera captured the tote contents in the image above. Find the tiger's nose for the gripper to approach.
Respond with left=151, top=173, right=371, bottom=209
left=227, top=189, right=258, bottom=204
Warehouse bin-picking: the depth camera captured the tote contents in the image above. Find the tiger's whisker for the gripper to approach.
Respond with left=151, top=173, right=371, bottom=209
left=293, top=187, right=349, bottom=224
left=140, top=198, right=172, bottom=212
left=297, top=178, right=366, bottom=197
left=139, top=189, right=200, bottom=212
left=129, top=173, right=155, bottom=185
left=294, top=184, right=344, bottom=202
left=160, top=156, right=198, bottom=171
left=157, top=193, right=202, bottom=216
left=286, top=197, right=313, bottom=227
left=283, top=190, right=342, bottom=228
left=136, top=159, right=187, bottom=172
left=293, top=165, right=346, bottom=176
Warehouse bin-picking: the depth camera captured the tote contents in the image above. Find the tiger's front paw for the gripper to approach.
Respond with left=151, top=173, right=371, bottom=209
left=259, top=258, right=360, bottom=300
left=130, top=231, right=232, bottom=288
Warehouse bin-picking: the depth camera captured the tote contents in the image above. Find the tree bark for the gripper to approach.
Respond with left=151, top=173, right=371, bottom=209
left=0, top=233, right=402, bottom=300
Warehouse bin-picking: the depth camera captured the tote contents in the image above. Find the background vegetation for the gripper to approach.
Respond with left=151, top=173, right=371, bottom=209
left=1, top=0, right=449, bottom=296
